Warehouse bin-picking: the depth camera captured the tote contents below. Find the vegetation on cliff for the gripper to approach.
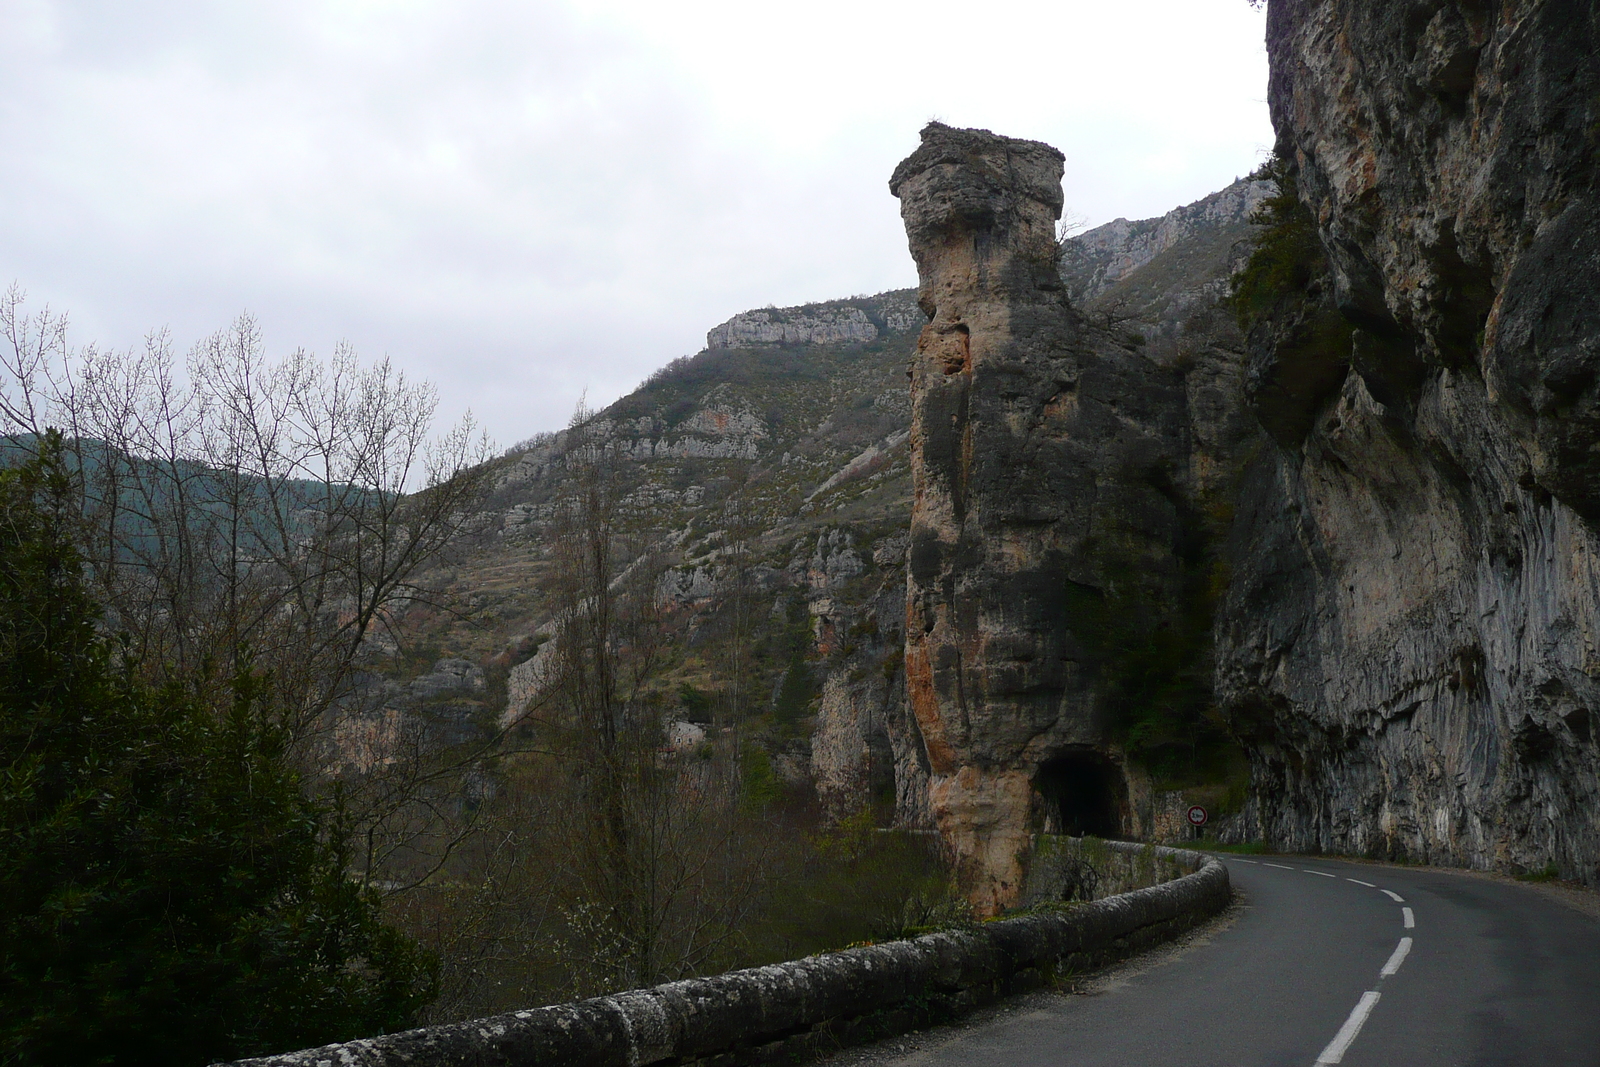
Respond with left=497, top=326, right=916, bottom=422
left=1225, top=153, right=1323, bottom=332
left=1066, top=535, right=1236, bottom=792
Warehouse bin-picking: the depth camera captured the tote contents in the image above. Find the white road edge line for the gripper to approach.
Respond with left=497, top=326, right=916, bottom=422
left=1403, top=906, right=1414, bottom=929
left=1264, top=862, right=1296, bottom=870
left=1303, top=869, right=1337, bottom=877
left=1315, top=990, right=1381, bottom=1065
left=1346, top=878, right=1377, bottom=887
left=1381, top=936, right=1413, bottom=977
left=1231, top=858, right=1260, bottom=864
left=1381, top=889, right=1406, bottom=903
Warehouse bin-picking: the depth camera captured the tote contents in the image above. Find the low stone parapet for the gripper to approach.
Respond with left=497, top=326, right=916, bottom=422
left=217, top=843, right=1229, bottom=1067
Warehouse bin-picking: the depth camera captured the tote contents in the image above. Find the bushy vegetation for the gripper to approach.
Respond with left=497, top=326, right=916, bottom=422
left=0, top=290, right=945, bottom=1057
left=755, top=812, right=969, bottom=952
left=1062, top=515, right=1240, bottom=793
left=1225, top=153, right=1327, bottom=333
left=0, top=438, right=437, bottom=1067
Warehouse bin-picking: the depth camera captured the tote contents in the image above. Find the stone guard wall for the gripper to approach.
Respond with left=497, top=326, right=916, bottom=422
left=217, top=843, right=1229, bottom=1067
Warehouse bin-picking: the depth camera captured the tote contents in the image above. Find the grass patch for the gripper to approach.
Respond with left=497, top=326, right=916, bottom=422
left=1517, top=862, right=1561, bottom=883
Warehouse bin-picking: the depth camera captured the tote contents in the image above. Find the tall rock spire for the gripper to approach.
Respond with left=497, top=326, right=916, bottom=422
left=891, top=123, right=1190, bottom=912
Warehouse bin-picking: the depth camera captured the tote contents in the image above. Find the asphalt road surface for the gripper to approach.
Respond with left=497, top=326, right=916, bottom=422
left=831, top=855, right=1600, bottom=1067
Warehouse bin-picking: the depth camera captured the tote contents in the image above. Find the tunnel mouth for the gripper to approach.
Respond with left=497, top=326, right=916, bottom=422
left=1034, top=750, right=1126, bottom=838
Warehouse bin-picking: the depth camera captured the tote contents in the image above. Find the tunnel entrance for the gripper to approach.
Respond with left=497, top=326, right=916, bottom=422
left=1034, top=751, right=1126, bottom=838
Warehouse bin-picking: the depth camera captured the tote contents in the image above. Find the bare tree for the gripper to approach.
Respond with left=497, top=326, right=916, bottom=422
left=384, top=777, right=564, bottom=1023
left=522, top=408, right=768, bottom=995
left=0, top=288, right=492, bottom=748
left=0, top=288, right=538, bottom=996
left=1056, top=208, right=1090, bottom=245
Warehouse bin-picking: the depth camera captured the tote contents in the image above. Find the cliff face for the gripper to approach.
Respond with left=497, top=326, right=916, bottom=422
left=1219, top=0, right=1600, bottom=880
left=890, top=124, right=1193, bottom=911
left=706, top=295, right=924, bottom=350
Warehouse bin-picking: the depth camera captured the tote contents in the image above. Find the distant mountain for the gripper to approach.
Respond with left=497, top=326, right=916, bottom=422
left=1061, top=177, right=1269, bottom=342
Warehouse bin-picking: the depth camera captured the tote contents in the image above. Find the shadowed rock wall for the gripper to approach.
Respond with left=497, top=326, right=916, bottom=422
left=890, top=124, right=1192, bottom=912
left=1219, top=0, right=1600, bottom=881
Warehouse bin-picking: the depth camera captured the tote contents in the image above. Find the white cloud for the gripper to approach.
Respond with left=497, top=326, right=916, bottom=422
left=0, top=0, right=1271, bottom=448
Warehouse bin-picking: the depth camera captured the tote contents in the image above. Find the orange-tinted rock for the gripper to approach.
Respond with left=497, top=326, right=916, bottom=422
left=891, top=124, right=1192, bottom=912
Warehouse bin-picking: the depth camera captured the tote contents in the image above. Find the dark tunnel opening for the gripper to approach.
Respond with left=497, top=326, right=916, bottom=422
left=1034, top=751, right=1126, bottom=838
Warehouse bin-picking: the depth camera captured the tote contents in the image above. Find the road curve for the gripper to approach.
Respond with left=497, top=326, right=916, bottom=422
left=829, top=855, right=1600, bottom=1067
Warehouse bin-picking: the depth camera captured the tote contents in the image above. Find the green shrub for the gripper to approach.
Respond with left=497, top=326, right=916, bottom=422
left=0, top=436, right=437, bottom=1067
left=740, top=743, right=784, bottom=811
left=754, top=812, right=967, bottom=956
left=1517, top=862, right=1561, bottom=883
left=1226, top=153, right=1326, bottom=332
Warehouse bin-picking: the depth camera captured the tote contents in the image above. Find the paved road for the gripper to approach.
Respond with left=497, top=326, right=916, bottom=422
left=839, top=856, right=1600, bottom=1067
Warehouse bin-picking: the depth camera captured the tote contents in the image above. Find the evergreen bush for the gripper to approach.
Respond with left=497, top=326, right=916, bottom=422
left=0, top=436, right=437, bottom=1067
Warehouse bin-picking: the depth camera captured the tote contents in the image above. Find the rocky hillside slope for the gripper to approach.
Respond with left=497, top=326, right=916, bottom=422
left=1061, top=177, right=1269, bottom=323
left=361, top=289, right=928, bottom=825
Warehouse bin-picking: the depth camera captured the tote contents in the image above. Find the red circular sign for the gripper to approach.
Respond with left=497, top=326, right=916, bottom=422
left=1186, top=805, right=1209, bottom=827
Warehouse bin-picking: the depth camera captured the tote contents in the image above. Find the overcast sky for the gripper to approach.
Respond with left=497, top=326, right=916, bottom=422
left=1, top=1, right=1271, bottom=449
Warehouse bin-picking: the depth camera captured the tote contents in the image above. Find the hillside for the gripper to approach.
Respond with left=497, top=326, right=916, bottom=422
left=351, top=187, right=1264, bottom=828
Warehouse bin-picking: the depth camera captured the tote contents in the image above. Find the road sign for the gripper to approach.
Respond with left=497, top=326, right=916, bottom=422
left=1186, top=805, right=1209, bottom=827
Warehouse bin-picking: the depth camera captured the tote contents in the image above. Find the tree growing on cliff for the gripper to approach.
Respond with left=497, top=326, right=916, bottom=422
left=1225, top=153, right=1327, bottom=332
left=0, top=437, right=438, bottom=1067
left=526, top=409, right=766, bottom=994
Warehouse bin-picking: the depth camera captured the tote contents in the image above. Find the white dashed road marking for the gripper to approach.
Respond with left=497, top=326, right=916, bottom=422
left=1288, top=866, right=1418, bottom=1064
left=1230, top=851, right=1421, bottom=1064
left=1315, top=991, right=1381, bottom=1065
left=1380, top=937, right=1413, bottom=977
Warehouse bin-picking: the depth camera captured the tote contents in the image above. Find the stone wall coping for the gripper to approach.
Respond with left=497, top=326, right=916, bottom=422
left=216, top=842, right=1228, bottom=1067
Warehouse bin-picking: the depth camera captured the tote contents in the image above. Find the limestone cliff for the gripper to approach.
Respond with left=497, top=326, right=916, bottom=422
left=1217, top=0, right=1600, bottom=882
left=890, top=124, right=1194, bottom=911
left=706, top=294, right=924, bottom=350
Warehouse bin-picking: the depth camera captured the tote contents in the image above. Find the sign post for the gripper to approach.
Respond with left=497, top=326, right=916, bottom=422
left=1186, top=805, right=1208, bottom=841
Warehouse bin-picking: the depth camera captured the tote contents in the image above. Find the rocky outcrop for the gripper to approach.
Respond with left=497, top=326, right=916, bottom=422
left=1216, top=0, right=1600, bottom=882
left=799, top=526, right=934, bottom=827
left=504, top=406, right=769, bottom=478
left=890, top=124, right=1192, bottom=912
left=811, top=667, right=900, bottom=823
left=706, top=294, right=923, bottom=349
left=708, top=307, right=876, bottom=349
